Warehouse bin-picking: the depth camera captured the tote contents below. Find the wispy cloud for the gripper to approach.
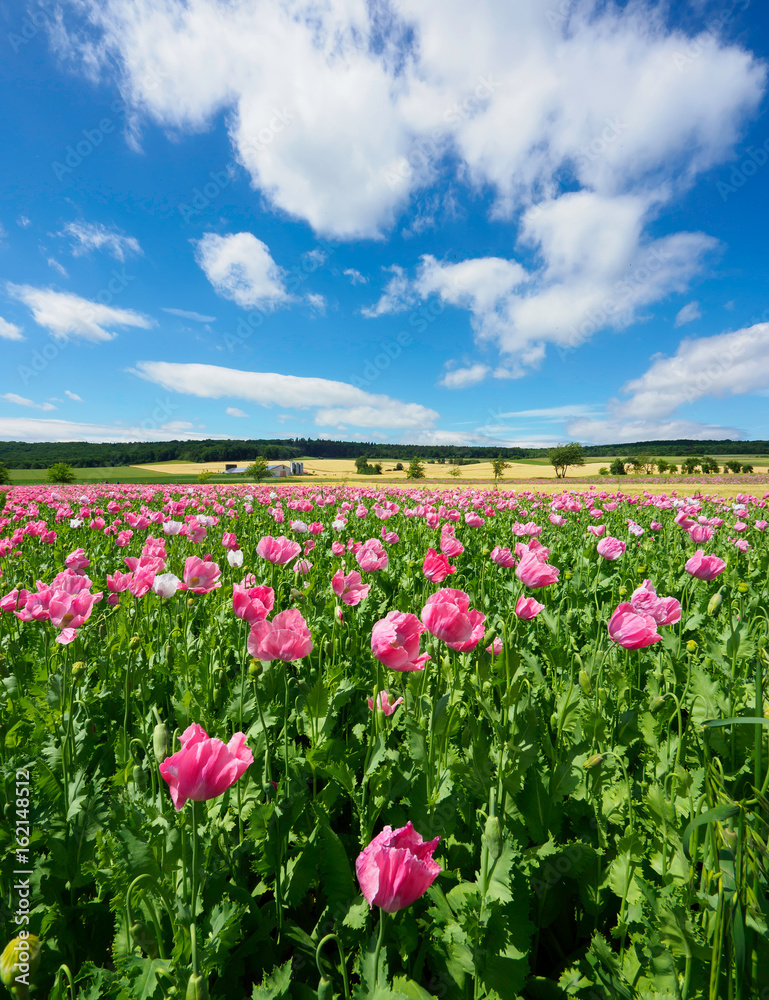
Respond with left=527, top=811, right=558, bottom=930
left=59, top=221, right=143, bottom=261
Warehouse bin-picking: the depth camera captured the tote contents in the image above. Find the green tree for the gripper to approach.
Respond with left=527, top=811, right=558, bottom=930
left=655, top=458, right=669, bottom=475
left=406, top=456, right=425, bottom=480
left=395, top=462, right=404, bottom=471
left=449, top=465, right=462, bottom=478
left=681, top=457, right=699, bottom=474
left=742, top=463, right=754, bottom=474
left=598, top=467, right=609, bottom=476
left=609, top=458, right=626, bottom=476
left=668, top=463, right=678, bottom=474
left=355, top=456, right=370, bottom=473
left=197, top=470, right=213, bottom=483
left=0, top=461, right=10, bottom=486
left=549, top=442, right=585, bottom=479
left=246, top=457, right=270, bottom=482
left=491, top=455, right=510, bottom=486
left=46, top=462, right=76, bottom=484
left=726, top=460, right=742, bottom=473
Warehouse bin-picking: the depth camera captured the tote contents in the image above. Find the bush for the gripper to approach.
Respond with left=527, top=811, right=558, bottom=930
left=0, top=461, right=10, bottom=486
left=609, top=458, right=626, bottom=476
left=406, top=457, right=425, bottom=480
left=46, top=462, right=76, bottom=484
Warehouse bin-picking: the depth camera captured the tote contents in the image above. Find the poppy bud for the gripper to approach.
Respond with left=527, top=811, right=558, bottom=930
left=248, top=659, right=262, bottom=678
left=483, top=815, right=502, bottom=861
left=707, top=592, right=723, bottom=615
left=133, top=765, right=146, bottom=790
left=185, top=973, right=209, bottom=1000
left=650, top=695, right=666, bottom=714
left=72, top=660, right=86, bottom=676
left=317, top=976, right=333, bottom=1000
left=737, top=581, right=749, bottom=594
left=578, top=670, right=592, bottom=696
left=129, top=635, right=141, bottom=650
left=130, top=921, right=158, bottom=959
left=583, top=753, right=604, bottom=770
left=0, top=934, right=41, bottom=997
left=686, top=640, right=697, bottom=653
left=153, top=724, right=170, bottom=762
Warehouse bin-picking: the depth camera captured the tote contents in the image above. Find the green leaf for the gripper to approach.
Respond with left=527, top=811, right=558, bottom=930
left=682, top=804, right=740, bottom=860
left=318, top=823, right=355, bottom=913
left=252, top=959, right=292, bottom=999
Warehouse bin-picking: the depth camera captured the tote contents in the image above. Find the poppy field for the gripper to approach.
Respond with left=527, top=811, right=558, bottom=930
left=2, top=481, right=769, bottom=1000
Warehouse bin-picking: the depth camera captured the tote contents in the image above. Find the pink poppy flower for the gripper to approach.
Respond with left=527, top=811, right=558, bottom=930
left=490, top=546, right=516, bottom=568
left=688, top=525, right=714, bottom=543
left=587, top=525, right=606, bottom=537
left=128, top=567, right=156, bottom=598
left=371, top=611, right=431, bottom=672
left=356, top=822, right=441, bottom=913
left=439, top=529, right=464, bottom=557
left=64, top=547, right=90, bottom=572
left=247, top=609, right=313, bottom=661
left=159, top=723, right=253, bottom=811
left=515, top=552, right=560, bottom=589
left=48, top=589, right=102, bottom=631
left=233, top=583, right=275, bottom=623
left=182, top=556, right=222, bottom=594
left=331, top=540, right=345, bottom=556
left=421, top=589, right=486, bottom=652
left=332, top=569, right=371, bottom=606
left=256, top=535, right=301, bottom=565
left=422, top=548, right=456, bottom=584
left=367, top=691, right=404, bottom=715
left=685, top=549, right=726, bottom=581
left=486, top=638, right=503, bottom=656
left=221, top=531, right=239, bottom=551
left=630, top=579, right=681, bottom=625
left=607, top=602, right=661, bottom=649
left=356, top=538, right=389, bottom=572
left=515, top=595, right=545, bottom=620
left=596, top=537, right=626, bottom=561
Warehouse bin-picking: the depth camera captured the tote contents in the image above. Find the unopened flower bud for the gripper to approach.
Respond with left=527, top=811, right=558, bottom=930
left=737, top=581, right=749, bottom=594
left=72, top=660, right=86, bottom=675
left=248, top=659, right=262, bottom=678
left=0, top=934, right=41, bottom=996
left=128, top=635, right=142, bottom=650
left=578, top=670, right=592, bottom=696
left=686, top=640, right=697, bottom=653
left=583, top=753, right=604, bottom=771
left=152, top=723, right=170, bottom=762
left=707, top=592, right=723, bottom=615
left=130, top=921, right=158, bottom=959
left=483, top=815, right=502, bottom=861
left=185, top=972, right=209, bottom=1000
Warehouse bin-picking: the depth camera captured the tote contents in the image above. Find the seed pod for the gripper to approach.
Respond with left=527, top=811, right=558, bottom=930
left=618, top=587, right=627, bottom=597
left=153, top=723, right=170, bottom=761
left=583, top=753, right=604, bottom=771
left=185, top=973, right=209, bottom=1000
left=130, top=921, right=159, bottom=959
left=707, top=592, right=723, bottom=615
left=564, top=571, right=573, bottom=580
left=737, top=581, right=749, bottom=594
left=686, top=640, right=697, bottom=653
left=129, top=635, right=142, bottom=650
left=578, top=670, right=592, bottom=696
left=483, top=815, right=502, bottom=861
left=72, top=660, right=86, bottom=676
left=248, top=659, right=262, bottom=678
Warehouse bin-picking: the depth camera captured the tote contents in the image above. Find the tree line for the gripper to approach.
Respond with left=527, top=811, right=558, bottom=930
left=1, top=436, right=769, bottom=469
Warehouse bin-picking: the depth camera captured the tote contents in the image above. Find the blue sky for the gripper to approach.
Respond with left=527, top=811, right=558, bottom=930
left=1, top=0, right=769, bottom=449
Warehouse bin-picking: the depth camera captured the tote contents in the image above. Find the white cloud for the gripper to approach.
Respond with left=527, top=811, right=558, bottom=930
left=439, top=363, right=491, bottom=389
left=16, top=216, right=31, bottom=228
left=64, top=390, right=83, bottom=401
left=193, top=232, right=289, bottom=310
left=615, top=322, right=769, bottom=420
left=674, top=300, right=702, bottom=326
left=0, top=316, right=24, bottom=341
left=307, top=293, right=326, bottom=313
left=226, top=406, right=249, bottom=417
left=132, top=360, right=439, bottom=430
left=47, top=257, right=69, bottom=277
left=0, top=417, right=229, bottom=443
left=567, top=416, right=743, bottom=444
left=495, top=404, right=602, bottom=421
left=7, top=284, right=154, bottom=343
left=60, top=221, right=142, bottom=260
left=361, top=266, right=416, bottom=317
left=1, top=393, right=56, bottom=412
left=51, top=0, right=765, bottom=243
left=343, top=268, right=367, bottom=285
left=370, top=194, right=717, bottom=371
left=562, top=323, right=769, bottom=443
left=401, top=428, right=560, bottom=448
left=162, top=307, right=217, bottom=322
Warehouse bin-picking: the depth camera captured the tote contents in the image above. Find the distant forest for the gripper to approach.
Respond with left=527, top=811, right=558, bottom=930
left=2, top=437, right=769, bottom=469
